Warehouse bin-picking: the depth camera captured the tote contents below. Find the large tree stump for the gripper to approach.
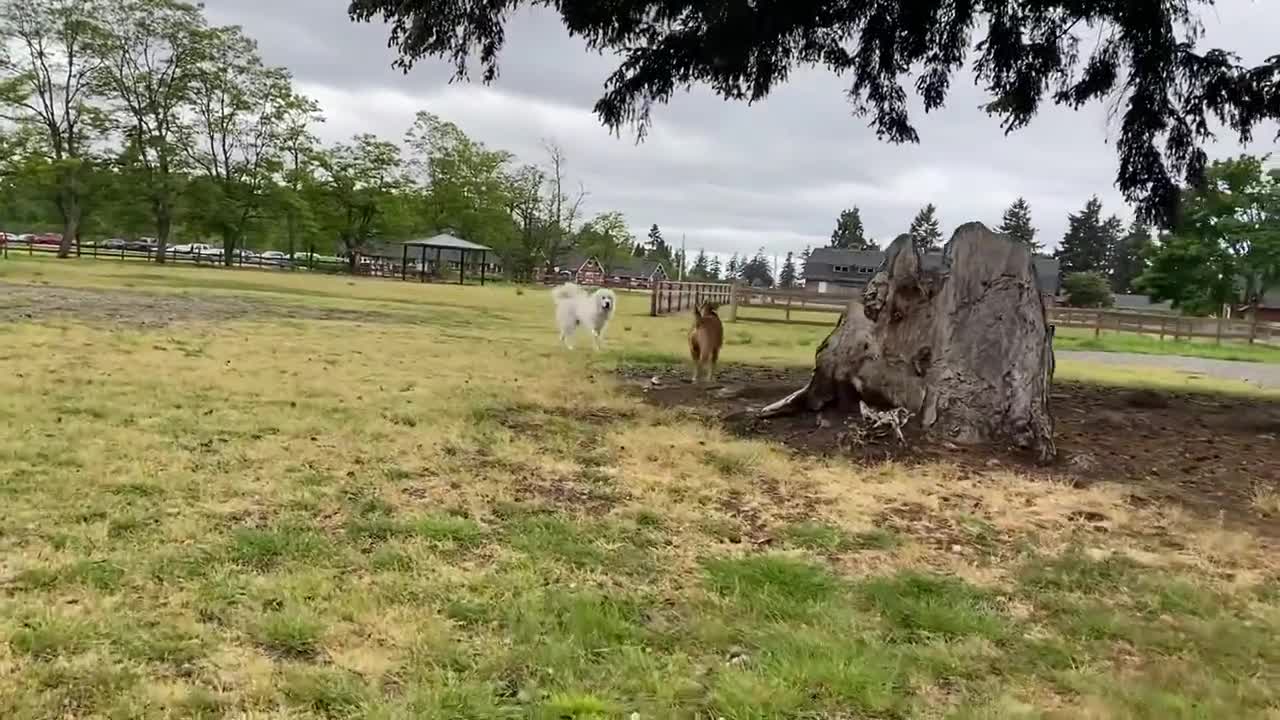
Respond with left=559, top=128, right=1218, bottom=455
left=763, top=222, right=1056, bottom=462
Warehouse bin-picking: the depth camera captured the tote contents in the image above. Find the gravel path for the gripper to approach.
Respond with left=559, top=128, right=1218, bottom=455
left=1058, top=350, right=1280, bottom=389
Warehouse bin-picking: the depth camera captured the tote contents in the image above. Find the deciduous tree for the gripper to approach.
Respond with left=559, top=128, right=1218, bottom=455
left=404, top=111, right=517, bottom=269
left=184, top=26, right=296, bottom=265
left=312, top=133, right=407, bottom=271
left=1, top=0, right=112, bottom=257
left=575, top=210, right=634, bottom=272
left=1062, top=271, right=1114, bottom=308
left=1140, top=156, right=1280, bottom=315
left=92, top=0, right=208, bottom=260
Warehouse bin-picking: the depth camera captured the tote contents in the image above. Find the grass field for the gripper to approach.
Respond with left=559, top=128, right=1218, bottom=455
left=1, top=258, right=1279, bottom=719
left=1052, top=327, right=1280, bottom=364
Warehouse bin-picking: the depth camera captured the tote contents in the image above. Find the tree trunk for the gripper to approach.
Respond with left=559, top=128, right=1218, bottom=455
left=763, top=222, right=1057, bottom=462
left=155, top=200, right=172, bottom=264
left=57, top=187, right=81, bottom=259
left=58, top=210, right=80, bottom=259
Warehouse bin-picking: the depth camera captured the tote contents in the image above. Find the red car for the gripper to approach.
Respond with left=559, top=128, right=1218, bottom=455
left=34, top=233, right=63, bottom=246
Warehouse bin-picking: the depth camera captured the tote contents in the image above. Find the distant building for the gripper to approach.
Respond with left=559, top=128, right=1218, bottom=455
left=552, top=254, right=669, bottom=288
left=803, top=247, right=1061, bottom=300
left=1250, top=288, right=1280, bottom=323
left=1112, top=293, right=1174, bottom=313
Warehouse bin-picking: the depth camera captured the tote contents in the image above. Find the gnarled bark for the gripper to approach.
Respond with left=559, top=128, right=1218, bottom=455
left=763, top=222, right=1056, bottom=462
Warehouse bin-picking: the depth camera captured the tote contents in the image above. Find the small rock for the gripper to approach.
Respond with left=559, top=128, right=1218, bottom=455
left=649, top=376, right=662, bottom=386
left=816, top=415, right=833, bottom=429
left=714, top=386, right=743, bottom=399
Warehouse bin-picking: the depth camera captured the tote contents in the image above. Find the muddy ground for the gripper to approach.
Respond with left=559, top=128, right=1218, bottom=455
left=622, top=365, right=1280, bottom=533
left=0, top=281, right=399, bottom=328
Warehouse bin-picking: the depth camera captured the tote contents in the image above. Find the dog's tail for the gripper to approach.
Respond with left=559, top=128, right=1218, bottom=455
left=551, top=283, right=580, bottom=304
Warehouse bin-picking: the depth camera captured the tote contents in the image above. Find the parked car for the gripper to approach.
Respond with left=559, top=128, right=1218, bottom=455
left=127, top=238, right=157, bottom=252
left=260, top=250, right=291, bottom=267
left=0, top=232, right=16, bottom=244
left=34, top=233, right=62, bottom=246
left=171, top=243, right=216, bottom=255
left=102, top=238, right=129, bottom=250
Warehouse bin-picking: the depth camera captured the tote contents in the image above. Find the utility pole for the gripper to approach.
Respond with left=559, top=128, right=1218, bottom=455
left=680, top=233, right=686, bottom=281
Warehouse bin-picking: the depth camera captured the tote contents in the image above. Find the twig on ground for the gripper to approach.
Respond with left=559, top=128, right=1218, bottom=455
left=859, top=401, right=913, bottom=444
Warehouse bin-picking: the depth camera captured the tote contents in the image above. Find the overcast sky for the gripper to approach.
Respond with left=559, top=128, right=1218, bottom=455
left=204, top=0, right=1278, bottom=259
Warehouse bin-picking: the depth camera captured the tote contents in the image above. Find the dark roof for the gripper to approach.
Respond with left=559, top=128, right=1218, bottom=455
left=561, top=253, right=666, bottom=278
left=608, top=258, right=666, bottom=278
left=357, top=240, right=501, bottom=265
left=1113, top=293, right=1173, bottom=311
left=806, top=247, right=884, bottom=267
left=805, top=247, right=1060, bottom=295
left=401, top=233, right=492, bottom=252
left=560, top=254, right=595, bottom=270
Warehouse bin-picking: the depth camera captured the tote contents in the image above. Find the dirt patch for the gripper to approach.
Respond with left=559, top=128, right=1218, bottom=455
left=0, top=281, right=402, bottom=328
left=622, top=364, right=1280, bottom=533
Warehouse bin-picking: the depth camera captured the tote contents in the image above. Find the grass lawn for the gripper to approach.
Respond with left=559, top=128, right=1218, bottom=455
left=1, top=257, right=1278, bottom=719
left=1053, top=326, right=1280, bottom=364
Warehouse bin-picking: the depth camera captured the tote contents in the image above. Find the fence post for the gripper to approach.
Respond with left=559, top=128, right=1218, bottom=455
left=1248, top=308, right=1259, bottom=345
left=1093, top=310, right=1102, bottom=338
left=650, top=282, right=659, bottom=316
left=728, top=282, right=739, bottom=322
left=1159, top=317, right=1167, bottom=342
left=1215, top=307, right=1225, bottom=345
left=785, top=292, right=792, bottom=322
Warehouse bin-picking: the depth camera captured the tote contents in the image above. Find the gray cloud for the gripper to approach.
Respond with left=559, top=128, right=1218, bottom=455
left=205, top=0, right=1278, bottom=259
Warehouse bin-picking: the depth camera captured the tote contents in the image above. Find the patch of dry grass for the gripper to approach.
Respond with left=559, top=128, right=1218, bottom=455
left=0, top=259, right=1277, bottom=718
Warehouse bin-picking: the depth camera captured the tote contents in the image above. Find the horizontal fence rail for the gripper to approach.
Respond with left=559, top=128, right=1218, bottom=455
left=1046, top=307, right=1278, bottom=345
left=650, top=279, right=1279, bottom=346
left=0, top=238, right=499, bottom=283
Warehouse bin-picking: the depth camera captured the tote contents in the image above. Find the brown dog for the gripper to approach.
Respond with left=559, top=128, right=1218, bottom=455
left=688, top=301, right=724, bottom=383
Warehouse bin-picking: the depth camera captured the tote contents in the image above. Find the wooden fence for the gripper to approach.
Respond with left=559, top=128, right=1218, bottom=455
left=649, top=281, right=1280, bottom=345
left=1046, top=307, right=1279, bottom=345
left=649, top=281, right=735, bottom=317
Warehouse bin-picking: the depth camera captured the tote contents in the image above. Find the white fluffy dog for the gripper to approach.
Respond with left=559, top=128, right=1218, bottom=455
left=551, top=282, right=616, bottom=350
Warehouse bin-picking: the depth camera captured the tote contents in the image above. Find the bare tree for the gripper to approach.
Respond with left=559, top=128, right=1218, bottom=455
left=540, top=140, right=586, bottom=271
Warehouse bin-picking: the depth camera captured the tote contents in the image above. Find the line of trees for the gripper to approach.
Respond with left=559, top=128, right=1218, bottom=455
left=818, top=173, right=1280, bottom=315
left=0, top=0, right=644, bottom=278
